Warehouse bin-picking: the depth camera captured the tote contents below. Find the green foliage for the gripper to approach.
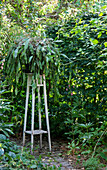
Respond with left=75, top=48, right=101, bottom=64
left=0, top=123, right=14, bottom=137
left=0, top=90, right=61, bottom=169
left=0, top=133, right=62, bottom=169
left=98, top=149, right=107, bottom=161
left=0, top=89, right=14, bottom=137
left=0, top=134, right=44, bottom=169
left=4, top=36, right=60, bottom=89
left=47, top=8, right=107, bottom=140
left=83, top=157, right=104, bottom=170
left=45, top=10, right=107, bottom=169
left=67, top=140, right=80, bottom=155
left=0, top=1, right=107, bottom=168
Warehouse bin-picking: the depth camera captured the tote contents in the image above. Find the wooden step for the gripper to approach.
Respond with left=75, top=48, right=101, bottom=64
left=25, top=130, right=47, bottom=135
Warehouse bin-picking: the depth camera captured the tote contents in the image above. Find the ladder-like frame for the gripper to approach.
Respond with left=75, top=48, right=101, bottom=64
left=23, top=73, right=51, bottom=154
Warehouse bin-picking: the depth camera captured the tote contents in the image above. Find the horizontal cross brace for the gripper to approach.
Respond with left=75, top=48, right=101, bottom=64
left=25, top=130, right=47, bottom=135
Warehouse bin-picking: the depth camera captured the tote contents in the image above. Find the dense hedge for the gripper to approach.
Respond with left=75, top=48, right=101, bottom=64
left=46, top=12, right=107, bottom=142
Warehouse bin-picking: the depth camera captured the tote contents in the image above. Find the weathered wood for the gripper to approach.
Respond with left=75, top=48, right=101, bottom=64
left=23, top=74, right=32, bottom=146
left=31, top=83, right=35, bottom=154
left=38, top=85, right=42, bottom=149
left=43, top=74, right=51, bottom=152
left=25, top=130, right=47, bottom=134
left=23, top=74, right=51, bottom=153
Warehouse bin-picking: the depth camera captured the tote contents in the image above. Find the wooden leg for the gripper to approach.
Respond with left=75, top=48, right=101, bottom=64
left=31, top=86, right=35, bottom=154
left=38, top=86, right=42, bottom=149
left=43, top=74, right=51, bottom=152
left=23, top=75, right=31, bottom=146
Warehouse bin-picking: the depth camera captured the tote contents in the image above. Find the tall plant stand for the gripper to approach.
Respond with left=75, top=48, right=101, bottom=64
left=23, top=73, right=51, bottom=154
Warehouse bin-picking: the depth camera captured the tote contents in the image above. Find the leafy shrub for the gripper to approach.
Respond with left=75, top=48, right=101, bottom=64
left=0, top=134, right=45, bottom=170
left=47, top=11, right=107, bottom=144
left=83, top=157, right=104, bottom=170
left=0, top=135, right=62, bottom=170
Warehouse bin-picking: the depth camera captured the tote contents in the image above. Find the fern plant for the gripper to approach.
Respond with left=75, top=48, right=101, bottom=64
left=4, top=36, right=60, bottom=86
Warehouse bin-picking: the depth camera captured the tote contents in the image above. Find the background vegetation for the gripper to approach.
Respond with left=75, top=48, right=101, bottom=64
left=0, top=0, right=107, bottom=169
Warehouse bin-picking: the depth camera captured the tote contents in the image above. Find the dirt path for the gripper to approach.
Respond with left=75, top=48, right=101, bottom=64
left=11, top=136, right=85, bottom=169
left=34, top=142, right=75, bottom=169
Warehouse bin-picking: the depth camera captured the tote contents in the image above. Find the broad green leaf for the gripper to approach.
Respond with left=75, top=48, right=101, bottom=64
left=30, top=165, right=37, bottom=168
left=8, top=151, right=16, bottom=158
left=104, top=42, right=107, bottom=47
left=90, top=38, right=99, bottom=45
left=24, top=39, right=30, bottom=52
left=29, top=56, right=33, bottom=62
left=83, top=24, right=88, bottom=27
left=1, top=129, right=9, bottom=137
left=99, top=12, right=103, bottom=16
left=101, top=5, right=107, bottom=9
left=0, top=134, right=6, bottom=140
left=97, top=32, right=102, bottom=38
left=5, top=128, right=14, bottom=135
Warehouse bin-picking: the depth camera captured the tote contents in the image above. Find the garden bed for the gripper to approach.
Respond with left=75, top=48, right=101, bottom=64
left=10, top=136, right=107, bottom=170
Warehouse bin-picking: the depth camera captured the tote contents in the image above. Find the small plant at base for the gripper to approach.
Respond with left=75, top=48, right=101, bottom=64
left=67, top=140, right=80, bottom=156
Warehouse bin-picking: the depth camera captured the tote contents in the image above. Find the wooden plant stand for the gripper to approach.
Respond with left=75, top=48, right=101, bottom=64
left=23, top=73, right=51, bottom=154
